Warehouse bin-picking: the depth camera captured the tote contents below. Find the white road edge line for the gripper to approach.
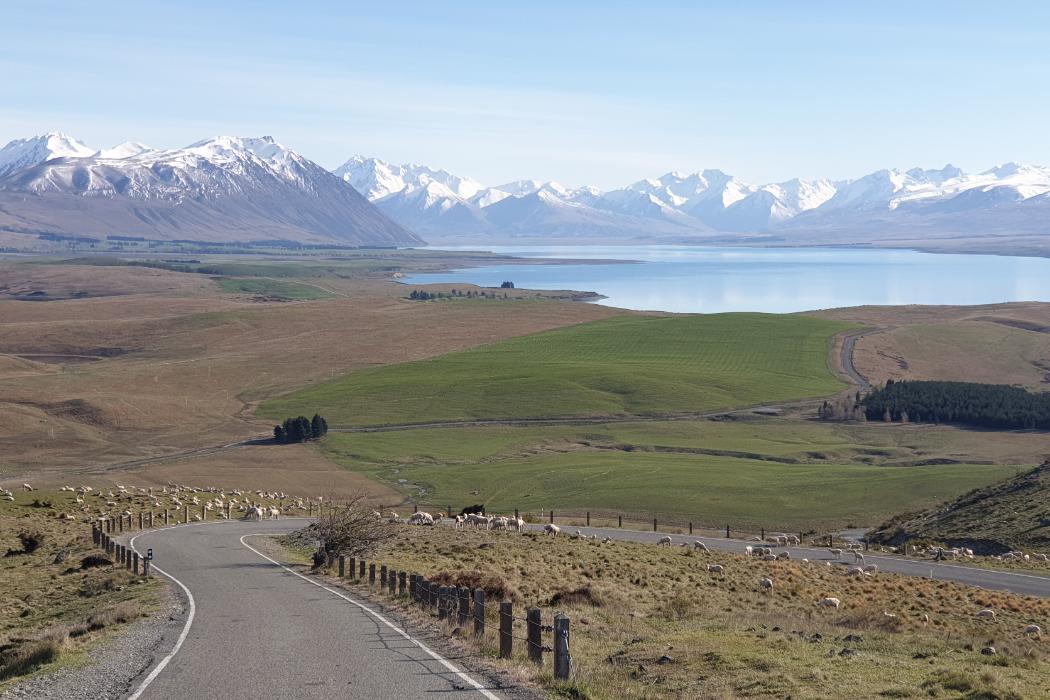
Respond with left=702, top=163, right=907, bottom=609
left=126, top=522, right=202, bottom=700
left=238, top=534, right=502, bottom=700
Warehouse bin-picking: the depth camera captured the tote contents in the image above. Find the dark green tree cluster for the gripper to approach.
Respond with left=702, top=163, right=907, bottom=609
left=500, top=281, right=515, bottom=288
left=274, top=414, right=329, bottom=443
left=407, top=288, right=508, bottom=301
left=862, top=380, right=1050, bottom=430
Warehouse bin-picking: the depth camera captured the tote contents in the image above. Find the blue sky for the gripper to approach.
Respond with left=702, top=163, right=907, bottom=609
left=2, top=1, right=1048, bottom=188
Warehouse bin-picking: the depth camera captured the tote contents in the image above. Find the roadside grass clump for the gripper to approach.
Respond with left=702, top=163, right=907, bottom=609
left=0, top=490, right=162, bottom=688
left=294, top=525, right=1050, bottom=699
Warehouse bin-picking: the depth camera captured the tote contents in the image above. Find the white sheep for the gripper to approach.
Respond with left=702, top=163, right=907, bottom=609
left=1025, top=624, right=1042, bottom=637
left=693, top=540, right=709, bottom=552
left=544, top=524, right=561, bottom=537
left=707, top=564, right=724, bottom=575
left=657, top=536, right=672, bottom=547
left=853, top=551, right=865, bottom=563
left=744, top=545, right=753, bottom=557
left=267, top=506, right=280, bottom=520
left=976, top=609, right=996, bottom=620
left=453, top=514, right=465, bottom=529
left=828, top=548, right=842, bottom=559
left=510, top=517, right=525, bottom=533
left=846, top=567, right=864, bottom=577
left=408, top=512, right=434, bottom=526
left=817, top=597, right=841, bottom=608
left=760, top=577, right=773, bottom=593
left=862, top=564, right=878, bottom=574
left=22, top=483, right=33, bottom=492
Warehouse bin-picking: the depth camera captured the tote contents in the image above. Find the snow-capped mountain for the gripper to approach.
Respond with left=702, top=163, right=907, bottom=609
left=0, top=134, right=419, bottom=246
left=0, top=132, right=95, bottom=179
left=335, top=155, right=1050, bottom=244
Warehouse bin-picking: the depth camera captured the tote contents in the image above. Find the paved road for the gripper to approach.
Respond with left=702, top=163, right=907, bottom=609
left=123, top=520, right=504, bottom=700
left=528, top=523, right=1050, bottom=598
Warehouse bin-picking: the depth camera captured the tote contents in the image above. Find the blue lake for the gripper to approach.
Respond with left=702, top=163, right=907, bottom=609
left=403, top=245, right=1050, bottom=313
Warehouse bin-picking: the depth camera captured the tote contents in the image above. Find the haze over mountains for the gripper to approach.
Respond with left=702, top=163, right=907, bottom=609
left=0, top=134, right=419, bottom=246
left=335, top=156, right=1050, bottom=244
left=1, top=132, right=1049, bottom=250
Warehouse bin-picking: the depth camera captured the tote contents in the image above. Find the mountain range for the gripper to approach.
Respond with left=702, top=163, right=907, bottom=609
left=2, top=131, right=1049, bottom=249
left=334, top=156, right=1050, bottom=245
left=0, top=134, right=419, bottom=246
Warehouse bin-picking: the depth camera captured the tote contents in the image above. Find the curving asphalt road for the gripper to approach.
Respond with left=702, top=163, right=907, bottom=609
left=115, top=516, right=1050, bottom=699
left=122, top=520, right=505, bottom=700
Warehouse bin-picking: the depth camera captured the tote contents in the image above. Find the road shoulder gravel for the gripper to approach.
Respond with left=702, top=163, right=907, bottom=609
left=0, top=586, right=186, bottom=700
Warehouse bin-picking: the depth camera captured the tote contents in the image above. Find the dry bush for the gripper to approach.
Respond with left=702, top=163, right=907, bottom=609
left=0, top=637, right=63, bottom=681
left=430, top=570, right=518, bottom=601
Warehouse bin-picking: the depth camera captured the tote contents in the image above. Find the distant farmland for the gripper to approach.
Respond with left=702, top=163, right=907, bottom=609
left=260, top=313, right=853, bottom=426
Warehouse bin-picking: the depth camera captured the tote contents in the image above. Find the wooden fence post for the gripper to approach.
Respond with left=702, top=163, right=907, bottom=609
left=499, top=601, right=513, bottom=659
left=226, top=502, right=232, bottom=521
left=164, top=509, right=169, bottom=525
left=473, top=589, right=485, bottom=637
left=653, top=518, right=658, bottom=532
left=761, top=527, right=765, bottom=540
left=459, top=587, right=471, bottom=626
left=726, top=524, right=730, bottom=538
left=398, top=570, right=406, bottom=596
left=143, top=556, right=151, bottom=577
left=527, top=608, right=542, bottom=664
left=586, top=512, right=590, bottom=526
left=183, top=505, right=189, bottom=523
left=133, top=551, right=140, bottom=575
left=414, top=504, right=418, bottom=513
left=201, top=504, right=206, bottom=521
left=380, top=565, right=387, bottom=588
left=438, top=586, right=449, bottom=620
left=309, top=501, right=313, bottom=517
left=388, top=569, right=396, bottom=595
left=689, top=522, right=693, bottom=535
left=349, top=557, right=356, bottom=579
left=549, top=510, right=554, bottom=524
left=118, top=517, right=124, bottom=533
left=369, top=563, right=376, bottom=585
left=138, top=512, right=143, bottom=530
left=359, top=560, right=365, bottom=579
left=338, top=556, right=345, bottom=577
left=149, top=511, right=154, bottom=527
left=554, top=614, right=571, bottom=680
left=410, top=574, right=418, bottom=600
left=514, top=508, right=519, bottom=520
left=618, top=515, right=622, bottom=528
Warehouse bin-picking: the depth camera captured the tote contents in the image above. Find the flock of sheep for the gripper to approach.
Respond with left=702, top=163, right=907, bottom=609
left=5, top=481, right=320, bottom=524
left=384, top=513, right=1045, bottom=639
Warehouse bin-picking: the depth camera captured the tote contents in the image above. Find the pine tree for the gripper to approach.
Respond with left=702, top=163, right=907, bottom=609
left=311, top=414, right=324, bottom=438
left=274, top=425, right=287, bottom=443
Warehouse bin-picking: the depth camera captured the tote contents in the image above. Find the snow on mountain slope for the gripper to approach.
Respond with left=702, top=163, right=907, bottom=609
left=0, top=132, right=95, bottom=178
left=0, top=134, right=420, bottom=245
left=337, top=154, right=1050, bottom=241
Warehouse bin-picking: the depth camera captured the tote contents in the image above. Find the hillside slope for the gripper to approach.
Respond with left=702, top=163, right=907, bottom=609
left=869, top=461, right=1050, bottom=553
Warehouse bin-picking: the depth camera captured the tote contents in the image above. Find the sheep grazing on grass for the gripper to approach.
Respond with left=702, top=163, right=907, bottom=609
left=1025, top=624, right=1042, bottom=637
left=707, top=564, right=725, bottom=575
left=760, top=577, right=774, bottom=593
left=762, top=554, right=777, bottom=561
left=693, top=541, right=709, bottom=552
left=22, top=483, right=33, bottom=492
left=776, top=551, right=790, bottom=560
left=846, top=567, right=864, bottom=577
left=602, top=536, right=612, bottom=543
left=817, top=597, right=841, bottom=608
left=544, top=524, right=561, bottom=537
left=657, top=536, right=672, bottom=547
left=863, top=564, right=878, bottom=574
left=976, top=609, right=996, bottom=620
left=853, top=551, right=865, bottom=563
left=408, top=512, right=434, bottom=526
left=828, top=548, right=842, bottom=559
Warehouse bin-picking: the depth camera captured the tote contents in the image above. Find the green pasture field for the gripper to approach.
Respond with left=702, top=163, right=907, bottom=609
left=261, top=313, right=853, bottom=426
left=215, top=276, right=333, bottom=299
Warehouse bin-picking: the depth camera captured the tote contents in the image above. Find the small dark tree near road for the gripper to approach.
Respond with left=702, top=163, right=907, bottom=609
left=273, top=414, right=328, bottom=444
left=500, top=281, right=514, bottom=288
left=289, top=497, right=396, bottom=567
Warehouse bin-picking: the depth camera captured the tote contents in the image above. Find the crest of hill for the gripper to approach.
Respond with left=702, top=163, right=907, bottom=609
left=869, top=460, right=1050, bottom=554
